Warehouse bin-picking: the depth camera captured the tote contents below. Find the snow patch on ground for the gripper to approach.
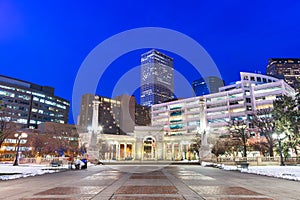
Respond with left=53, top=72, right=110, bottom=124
left=241, top=166, right=300, bottom=181
left=201, top=161, right=300, bottom=181
left=0, top=164, right=67, bottom=181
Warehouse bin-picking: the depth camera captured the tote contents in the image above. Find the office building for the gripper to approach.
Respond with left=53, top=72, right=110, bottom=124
left=79, top=94, right=121, bottom=134
left=78, top=94, right=150, bottom=134
left=151, top=96, right=205, bottom=136
left=152, top=72, right=295, bottom=135
left=192, top=76, right=224, bottom=96
left=0, top=75, right=70, bottom=129
left=140, top=49, right=174, bottom=106
left=205, top=72, right=295, bottom=133
left=266, top=58, right=300, bottom=89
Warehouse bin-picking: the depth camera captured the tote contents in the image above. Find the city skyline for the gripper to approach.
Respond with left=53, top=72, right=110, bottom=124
left=1, top=1, right=300, bottom=124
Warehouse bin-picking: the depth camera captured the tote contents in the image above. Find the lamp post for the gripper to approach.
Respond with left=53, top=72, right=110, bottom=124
left=13, top=132, right=28, bottom=166
left=96, top=125, right=103, bottom=134
left=273, top=133, right=285, bottom=166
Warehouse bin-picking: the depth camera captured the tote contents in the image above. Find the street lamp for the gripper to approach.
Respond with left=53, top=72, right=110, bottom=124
left=13, top=132, right=28, bottom=166
left=96, top=125, right=103, bottom=134
left=87, top=126, right=92, bottom=133
left=272, top=133, right=285, bottom=166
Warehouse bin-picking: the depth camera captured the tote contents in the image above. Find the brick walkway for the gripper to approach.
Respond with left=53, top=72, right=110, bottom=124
left=20, top=165, right=274, bottom=200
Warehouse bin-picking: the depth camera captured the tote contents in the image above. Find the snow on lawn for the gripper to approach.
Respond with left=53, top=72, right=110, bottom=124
left=202, top=162, right=300, bottom=181
left=241, top=166, right=300, bottom=181
left=0, top=164, right=67, bottom=181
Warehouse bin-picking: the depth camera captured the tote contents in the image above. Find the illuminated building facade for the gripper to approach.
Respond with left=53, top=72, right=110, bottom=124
left=266, top=58, right=300, bottom=89
left=141, top=49, right=174, bottom=106
left=151, top=97, right=206, bottom=136
left=0, top=75, right=70, bottom=129
left=151, top=72, right=295, bottom=135
left=205, top=72, right=295, bottom=133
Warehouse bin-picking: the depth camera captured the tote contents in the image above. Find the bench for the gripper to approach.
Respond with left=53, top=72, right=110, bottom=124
left=50, top=160, right=63, bottom=167
left=235, top=161, right=249, bottom=169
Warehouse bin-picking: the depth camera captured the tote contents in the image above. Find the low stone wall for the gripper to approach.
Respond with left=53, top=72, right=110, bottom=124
left=19, top=157, right=69, bottom=166
left=216, top=156, right=300, bottom=166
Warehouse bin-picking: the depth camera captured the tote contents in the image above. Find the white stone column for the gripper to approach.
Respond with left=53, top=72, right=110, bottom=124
left=172, top=143, right=174, bottom=160
left=157, top=142, right=163, bottom=160
left=92, top=96, right=100, bottom=132
left=124, top=143, right=127, bottom=159
left=136, top=141, right=142, bottom=160
left=132, top=143, right=135, bottom=160
left=117, top=144, right=120, bottom=161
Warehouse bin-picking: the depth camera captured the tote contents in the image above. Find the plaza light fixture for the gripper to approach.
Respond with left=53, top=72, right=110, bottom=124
left=13, top=132, right=28, bottom=166
left=272, top=133, right=285, bottom=166
left=97, top=125, right=103, bottom=134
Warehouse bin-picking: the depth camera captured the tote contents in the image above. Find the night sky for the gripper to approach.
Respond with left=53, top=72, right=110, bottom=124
left=1, top=1, right=300, bottom=124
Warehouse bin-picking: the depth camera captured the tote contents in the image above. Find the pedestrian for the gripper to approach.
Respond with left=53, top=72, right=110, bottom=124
left=68, top=156, right=73, bottom=170
left=75, top=158, right=81, bottom=170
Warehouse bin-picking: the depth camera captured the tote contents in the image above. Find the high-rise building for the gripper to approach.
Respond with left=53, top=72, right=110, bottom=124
left=79, top=94, right=121, bottom=134
left=266, top=58, right=300, bottom=90
left=79, top=94, right=150, bottom=134
left=0, top=75, right=70, bottom=129
left=192, top=76, right=224, bottom=96
left=140, top=49, right=174, bottom=106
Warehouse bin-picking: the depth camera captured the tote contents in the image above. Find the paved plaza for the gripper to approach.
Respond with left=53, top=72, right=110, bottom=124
left=0, top=164, right=299, bottom=200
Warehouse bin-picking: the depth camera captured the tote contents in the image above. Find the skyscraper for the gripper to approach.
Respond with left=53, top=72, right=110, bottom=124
left=140, top=49, right=174, bottom=106
left=266, top=58, right=300, bottom=90
left=192, top=76, right=224, bottom=96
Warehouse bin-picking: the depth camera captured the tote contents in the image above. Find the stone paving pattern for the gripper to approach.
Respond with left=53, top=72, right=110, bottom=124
left=16, top=165, right=276, bottom=200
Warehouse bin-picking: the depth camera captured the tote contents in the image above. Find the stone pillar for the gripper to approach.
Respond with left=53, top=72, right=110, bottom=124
left=135, top=140, right=142, bottom=160
left=132, top=142, right=135, bottom=160
left=86, top=96, right=101, bottom=161
left=92, top=96, right=100, bottom=132
left=157, top=142, right=164, bottom=160
left=199, top=98, right=208, bottom=146
left=199, top=97, right=211, bottom=161
left=172, top=143, right=174, bottom=160
left=124, top=143, right=127, bottom=158
left=117, top=144, right=120, bottom=161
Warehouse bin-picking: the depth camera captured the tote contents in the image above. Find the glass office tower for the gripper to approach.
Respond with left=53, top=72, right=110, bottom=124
left=140, top=49, right=174, bottom=106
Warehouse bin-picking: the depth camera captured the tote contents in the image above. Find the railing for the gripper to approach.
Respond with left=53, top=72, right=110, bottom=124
left=261, top=157, right=279, bottom=162
left=217, top=156, right=300, bottom=166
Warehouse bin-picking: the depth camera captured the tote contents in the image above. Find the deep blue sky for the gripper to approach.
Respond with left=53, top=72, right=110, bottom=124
left=1, top=1, right=300, bottom=124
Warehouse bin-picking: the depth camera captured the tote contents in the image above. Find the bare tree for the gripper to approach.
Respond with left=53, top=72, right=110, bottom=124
left=189, top=132, right=201, bottom=156
left=41, top=122, right=80, bottom=156
left=227, top=119, right=250, bottom=157
left=27, top=133, right=57, bottom=156
left=251, top=108, right=276, bottom=157
left=0, top=107, right=17, bottom=148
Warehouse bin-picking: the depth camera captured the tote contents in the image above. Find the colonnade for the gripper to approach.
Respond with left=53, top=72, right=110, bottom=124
left=98, top=139, right=195, bottom=161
